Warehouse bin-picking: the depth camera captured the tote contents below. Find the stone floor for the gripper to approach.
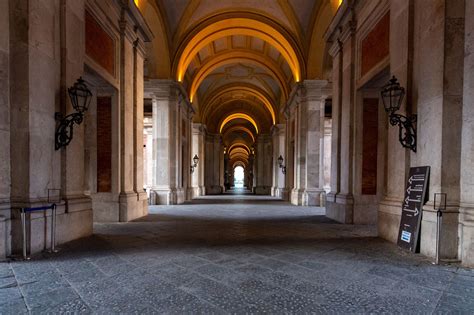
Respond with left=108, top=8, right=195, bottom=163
left=1, top=193, right=473, bottom=314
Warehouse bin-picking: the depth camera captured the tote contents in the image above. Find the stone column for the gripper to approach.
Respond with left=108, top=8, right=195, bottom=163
left=415, top=0, right=464, bottom=260
left=0, top=0, right=10, bottom=259
left=143, top=118, right=153, bottom=190
left=255, top=134, right=272, bottom=195
left=325, top=20, right=355, bottom=222
left=461, top=0, right=474, bottom=267
left=377, top=0, right=413, bottom=242
left=327, top=40, right=342, bottom=215
left=145, top=80, right=183, bottom=205
left=248, top=153, right=255, bottom=191
left=290, top=81, right=330, bottom=206
left=271, top=124, right=288, bottom=199
left=191, top=123, right=206, bottom=197
left=8, top=0, right=93, bottom=254
left=132, top=36, right=148, bottom=217
left=205, top=134, right=223, bottom=194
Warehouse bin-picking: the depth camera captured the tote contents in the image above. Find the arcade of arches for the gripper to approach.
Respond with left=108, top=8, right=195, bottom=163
left=1, top=0, right=474, bottom=295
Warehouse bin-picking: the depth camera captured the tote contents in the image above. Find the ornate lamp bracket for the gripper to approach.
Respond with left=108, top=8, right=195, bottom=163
left=381, top=76, right=417, bottom=152
left=55, top=77, right=92, bottom=150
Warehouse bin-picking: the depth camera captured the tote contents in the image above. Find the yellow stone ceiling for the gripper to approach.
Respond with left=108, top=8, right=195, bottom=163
left=140, top=0, right=340, bottom=165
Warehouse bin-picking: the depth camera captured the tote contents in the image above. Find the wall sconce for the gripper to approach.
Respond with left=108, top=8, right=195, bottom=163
left=55, top=77, right=92, bottom=150
left=380, top=76, right=417, bottom=152
left=190, top=154, right=199, bottom=173
left=277, top=155, right=286, bottom=174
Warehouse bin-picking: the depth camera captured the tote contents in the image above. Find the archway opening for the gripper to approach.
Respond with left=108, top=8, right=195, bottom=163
left=234, top=166, right=245, bottom=188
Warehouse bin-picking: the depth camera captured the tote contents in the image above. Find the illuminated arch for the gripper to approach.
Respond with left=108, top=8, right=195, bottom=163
left=189, top=51, right=289, bottom=103
left=223, top=126, right=256, bottom=143
left=230, top=152, right=250, bottom=161
left=176, top=18, right=301, bottom=82
left=228, top=143, right=251, bottom=155
left=203, top=84, right=277, bottom=125
left=229, top=148, right=250, bottom=158
left=220, top=113, right=259, bottom=134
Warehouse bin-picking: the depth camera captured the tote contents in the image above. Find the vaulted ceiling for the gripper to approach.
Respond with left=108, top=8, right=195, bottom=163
left=138, top=0, right=340, bottom=167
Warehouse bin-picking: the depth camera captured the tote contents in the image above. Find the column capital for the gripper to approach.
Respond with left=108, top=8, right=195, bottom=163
left=271, top=124, right=286, bottom=136
left=144, top=79, right=194, bottom=114
left=300, top=80, right=332, bottom=101
left=192, top=123, right=207, bottom=135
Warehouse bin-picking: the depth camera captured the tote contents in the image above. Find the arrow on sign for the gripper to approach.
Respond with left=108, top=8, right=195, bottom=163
left=409, top=176, right=425, bottom=184
left=405, top=196, right=421, bottom=204
left=404, top=207, right=420, bottom=216
left=406, top=186, right=423, bottom=194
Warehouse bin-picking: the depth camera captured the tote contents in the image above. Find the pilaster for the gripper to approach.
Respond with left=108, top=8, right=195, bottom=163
left=191, top=123, right=206, bottom=197
left=145, top=79, right=187, bottom=205
left=289, top=80, right=330, bottom=206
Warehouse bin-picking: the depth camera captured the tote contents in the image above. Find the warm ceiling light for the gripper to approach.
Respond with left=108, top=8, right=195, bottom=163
left=228, top=143, right=251, bottom=154
left=197, top=83, right=277, bottom=125
left=219, top=113, right=259, bottom=134
left=176, top=18, right=301, bottom=83
left=223, top=126, right=256, bottom=143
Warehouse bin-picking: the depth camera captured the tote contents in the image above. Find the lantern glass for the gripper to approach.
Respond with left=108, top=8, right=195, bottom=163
left=381, top=76, right=405, bottom=113
left=193, top=154, right=199, bottom=165
left=278, top=155, right=284, bottom=166
left=68, top=77, right=92, bottom=113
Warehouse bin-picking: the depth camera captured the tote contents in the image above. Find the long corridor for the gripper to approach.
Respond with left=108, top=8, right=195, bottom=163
left=2, top=195, right=473, bottom=314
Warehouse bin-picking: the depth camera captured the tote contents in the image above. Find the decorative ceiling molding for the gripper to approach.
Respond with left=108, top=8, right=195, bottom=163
left=189, top=50, right=290, bottom=101
left=175, top=18, right=302, bottom=82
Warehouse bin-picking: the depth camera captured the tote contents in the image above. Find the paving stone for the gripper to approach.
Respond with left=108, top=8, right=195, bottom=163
left=435, top=292, right=474, bottom=313
left=263, top=290, right=322, bottom=313
left=24, top=287, right=81, bottom=311
left=152, top=290, right=224, bottom=314
left=1, top=196, right=473, bottom=313
left=194, top=263, right=240, bottom=282
left=0, top=298, right=28, bottom=314
left=0, top=287, right=22, bottom=305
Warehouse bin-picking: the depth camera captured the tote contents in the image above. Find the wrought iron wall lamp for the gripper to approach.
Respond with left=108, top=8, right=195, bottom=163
left=190, top=154, right=199, bottom=173
left=55, top=77, right=92, bottom=150
left=380, top=76, right=417, bottom=152
left=277, top=155, right=287, bottom=174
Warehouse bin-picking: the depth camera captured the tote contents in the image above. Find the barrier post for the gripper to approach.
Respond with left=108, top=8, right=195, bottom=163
left=434, top=193, right=447, bottom=265
left=51, top=204, right=57, bottom=253
left=20, top=208, right=29, bottom=260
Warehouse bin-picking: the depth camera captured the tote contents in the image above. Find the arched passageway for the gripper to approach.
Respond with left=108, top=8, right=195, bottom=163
left=1, top=0, right=474, bottom=313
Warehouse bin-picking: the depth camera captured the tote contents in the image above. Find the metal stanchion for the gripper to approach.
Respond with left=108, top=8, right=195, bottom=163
left=434, top=193, right=447, bottom=265
left=435, top=208, right=442, bottom=265
left=50, top=204, right=58, bottom=253
left=19, top=204, right=58, bottom=260
left=20, top=209, right=30, bottom=260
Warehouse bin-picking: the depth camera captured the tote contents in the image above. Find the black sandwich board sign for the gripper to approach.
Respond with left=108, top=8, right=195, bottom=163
left=397, top=166, right=430, bottom=252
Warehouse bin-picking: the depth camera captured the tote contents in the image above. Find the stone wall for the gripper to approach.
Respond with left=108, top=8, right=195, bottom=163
left=0, top=0, right=151, bottom=258
left=325, top=0, right=474, bottom=267
left=0, top=0, right=10, bottom=259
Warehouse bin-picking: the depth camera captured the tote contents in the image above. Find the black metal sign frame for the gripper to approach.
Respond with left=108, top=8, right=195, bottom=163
left=397, top=166, right=430, bottom=252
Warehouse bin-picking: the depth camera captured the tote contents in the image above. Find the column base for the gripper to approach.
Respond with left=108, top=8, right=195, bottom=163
left=190, top=186, right=205, bottom=198
left=11, top=196, right=92, bottom=257
left=303, top=189, right=325, bottom=206
left=290, top=189, right=304, bottom=205
left=206, top=186, right=223, bottom=195
left=377, top=197, right=403, bottom=243
left=150, top=188, right=184, bottom=205
left=325, top=193, right=354, bottom=223
left=255, top=186, right=271, bottom=195
left=459, top=206, right=474, bottom=267
left=272, top=187, right=289, bottom=200
left=420, top=205, right=459, bottom=260
left=119, top=191, right=145, bottom=222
